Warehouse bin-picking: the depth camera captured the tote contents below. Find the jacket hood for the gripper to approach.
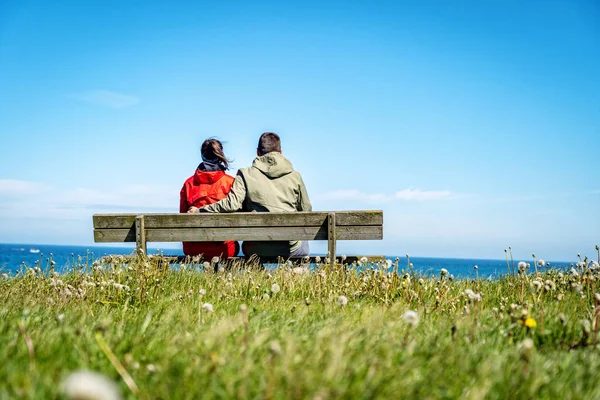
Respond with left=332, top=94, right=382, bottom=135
left=253, top=152, right=293, bottom=178
left=193, top=169, right=226, bottom=184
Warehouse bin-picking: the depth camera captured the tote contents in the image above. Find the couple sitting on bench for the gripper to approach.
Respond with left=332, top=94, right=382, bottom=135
left=180, top=132, right=312, bottom=260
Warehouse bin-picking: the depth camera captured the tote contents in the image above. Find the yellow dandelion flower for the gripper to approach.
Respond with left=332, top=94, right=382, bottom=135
left=524, top=318, right=537, bottom=328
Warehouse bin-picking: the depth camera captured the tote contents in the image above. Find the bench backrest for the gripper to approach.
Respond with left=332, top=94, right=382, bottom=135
left=93, top=210, right=383, bottom=257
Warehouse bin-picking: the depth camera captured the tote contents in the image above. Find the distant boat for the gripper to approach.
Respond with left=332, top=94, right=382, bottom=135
left=29, top=249, right=40, bottom=253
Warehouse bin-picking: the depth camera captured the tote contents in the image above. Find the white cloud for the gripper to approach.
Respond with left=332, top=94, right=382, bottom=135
left=0, top=179, right=52, bottom=196
left=314, top=187, right=460, bottom=203
left=69, top=90, right=140, bottom=109
left=394, top=188, right=456, bottom=201
left=0, top=181, right=179, bottom=220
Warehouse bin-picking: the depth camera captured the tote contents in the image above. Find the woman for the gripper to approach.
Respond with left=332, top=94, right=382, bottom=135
left=179, top=139, right=239, bottom=258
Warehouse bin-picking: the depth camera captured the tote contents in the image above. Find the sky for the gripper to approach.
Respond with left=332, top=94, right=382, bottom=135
left=0, top=0, right=599, bottom=261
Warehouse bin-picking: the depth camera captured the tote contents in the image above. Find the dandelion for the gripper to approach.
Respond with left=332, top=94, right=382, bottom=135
left=262, top=293, right=270, bottom=300
left=199, top=288, right=206, bottom=296
left=337, top=295, right=348, bottom=307
left=537, top=259, right=545, bottom=267
left=519, top=338, right=535, bottom=361
left=524, top=318, right=537, bottom=328
left=595, top=293, right=600, bottom=303
left=315, top=256, right=321, bottom=263
left=56, top=314, right=65, bottom=323
left=269, top=341, right=282, bottom=356
left=359, top=257, right=368, bottom=264
left=385, top=259, right=393, bottom=269
left=60, top=370, right=121, bottom=400
left=341, top=254, right=347, bottom=261
left=211, top=256, right=220, bottom=264
left=402, top=310, right=419, bottom=327
left=240, top=304, right=247, bottom=313
left=569, top=267, right=581, bottom=278
left=464, top=289, right=482, bottom=302
left=203, top=262, right=210, bottom=269
left=271, top=283, right=281, bottom=294
left=517, top=261, right=527, bottom=273
left=440, top=268, right=448, bottom=276
left=531, top=280, right=542, bottom=291
left=1, top=273, right=8, bottom=279
left=201, top=303, right=214, bottom=313
left=292, top=267, right=309, bottom=275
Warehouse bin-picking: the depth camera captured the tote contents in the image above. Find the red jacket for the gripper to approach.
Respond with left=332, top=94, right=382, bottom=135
left=180, top=169, right=238, bottom=258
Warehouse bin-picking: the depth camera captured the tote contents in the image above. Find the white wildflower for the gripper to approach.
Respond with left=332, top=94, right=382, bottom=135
left=518, top=261, right=527, bottom=272
left=402, top=310, right=420, bottom=327
left=464, top=289, right=482, bottom=302
left=519, top=338, right=535, bottom=361
left=385, top=259, right=393, bottom=269
left=271, top=283, right=281, bottom=294
left=60, top=370, right=121, bottom=400
left=537, top=259, right=545, bottom=267
left=570, top=268, right=579, bottom=277
left=201, top=303, right=214, bottom=313
left=440, top=268, right=448, bottom=276
left=337, top=295, right=348, bottom=307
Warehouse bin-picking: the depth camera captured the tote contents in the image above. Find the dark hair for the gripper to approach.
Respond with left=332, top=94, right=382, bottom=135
left=257, top=132, right=281, bottom=155
left=201, top=138, right=230, bottom=170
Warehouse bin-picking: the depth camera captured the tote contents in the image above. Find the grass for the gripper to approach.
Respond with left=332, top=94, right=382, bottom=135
left=1, top=253, right=600, bottom=399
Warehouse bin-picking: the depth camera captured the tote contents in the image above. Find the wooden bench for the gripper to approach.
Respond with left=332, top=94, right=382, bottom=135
left=93, top=211, right=383, bottom=263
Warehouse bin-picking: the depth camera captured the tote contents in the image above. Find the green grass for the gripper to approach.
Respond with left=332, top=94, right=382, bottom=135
left=1, top=255, right=600, bottom=399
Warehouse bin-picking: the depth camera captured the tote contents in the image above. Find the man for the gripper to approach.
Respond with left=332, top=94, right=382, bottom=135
left=189, top=132, right=312, bottom=257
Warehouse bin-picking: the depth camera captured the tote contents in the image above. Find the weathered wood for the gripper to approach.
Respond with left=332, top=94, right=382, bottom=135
left=97, top=254, right=387, bottom=264
left=93, top=211, right=383, bottom=229
left=94, top=225, right=383, bottom=243
left=135, top=215, right=146, bottom=254
left=327, top=212, right=336, bottom=263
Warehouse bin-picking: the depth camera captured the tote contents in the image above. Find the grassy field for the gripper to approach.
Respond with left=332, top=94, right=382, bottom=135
left=2, top=253, right=600, bottom=399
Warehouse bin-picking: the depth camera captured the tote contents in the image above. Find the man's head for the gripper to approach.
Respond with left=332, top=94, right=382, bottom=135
left=257, top=132, right=281, bottom=156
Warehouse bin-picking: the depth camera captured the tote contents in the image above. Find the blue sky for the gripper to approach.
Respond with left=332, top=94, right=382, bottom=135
left=1, top=0, right=598, bottom=260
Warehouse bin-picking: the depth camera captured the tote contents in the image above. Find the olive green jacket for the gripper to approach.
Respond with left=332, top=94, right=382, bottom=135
left=201, top=152, right=312, bottom=254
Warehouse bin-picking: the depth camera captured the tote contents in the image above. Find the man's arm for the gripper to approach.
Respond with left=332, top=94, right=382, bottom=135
left=200, top=172, right=247, bottom=213
left=297, top=175, right=312, bottom=212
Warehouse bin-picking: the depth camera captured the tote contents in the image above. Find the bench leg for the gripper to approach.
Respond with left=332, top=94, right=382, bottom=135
left=328, top=212, right=336, bottom=265
left=135, top=215, right=146, bottom=255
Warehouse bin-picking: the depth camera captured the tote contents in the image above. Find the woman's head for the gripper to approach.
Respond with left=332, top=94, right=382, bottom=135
left=201, top=138, right=230, bottom=170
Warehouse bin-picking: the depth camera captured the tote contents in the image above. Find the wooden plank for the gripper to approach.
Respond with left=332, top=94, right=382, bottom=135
left=97, top=255, right=387, bottom=264
left=93, top=211, right=383, bottom=229
left=135, top=215, right=146, bottom=255
left=93, top=225, right=382, bottom=243
left=328, top=212, right=336, bottom=262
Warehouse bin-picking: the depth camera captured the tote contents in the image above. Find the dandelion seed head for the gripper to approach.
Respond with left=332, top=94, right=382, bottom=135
left=271, top=283, right=281, bottom=294
left=337, top=295, right=348, bottom=306
left=402, top=310, right=419, bottom=326
left=537, top=259, right=545, bottom=267
left=440, top=268, right=448, bottom=276
left=60, top=370, right=121, bottom=400
left=201, top=303, right=214, bottom=313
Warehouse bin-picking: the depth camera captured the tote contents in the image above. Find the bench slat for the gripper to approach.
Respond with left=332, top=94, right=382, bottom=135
left=93, top=211, right=382, bottom=229
left=94, top=225, right=382, bottom=242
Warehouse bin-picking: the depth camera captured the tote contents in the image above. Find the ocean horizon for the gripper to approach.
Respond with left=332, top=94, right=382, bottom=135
left=0, top=242, right=577, bottom=278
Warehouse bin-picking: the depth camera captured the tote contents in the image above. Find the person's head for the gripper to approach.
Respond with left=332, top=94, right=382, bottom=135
left=201, top=138, right=230, bottom=170
left=257, top=132, right=282, bottom=156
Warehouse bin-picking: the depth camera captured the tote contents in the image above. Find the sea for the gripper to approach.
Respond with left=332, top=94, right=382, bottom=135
left=0, top=243, right=575, bottom=279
